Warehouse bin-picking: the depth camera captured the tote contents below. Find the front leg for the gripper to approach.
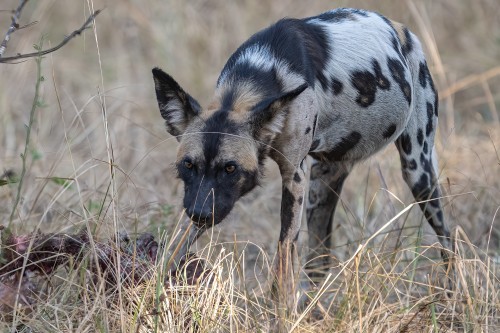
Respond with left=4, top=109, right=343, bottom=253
left=274, top=159, right=308, bottom=313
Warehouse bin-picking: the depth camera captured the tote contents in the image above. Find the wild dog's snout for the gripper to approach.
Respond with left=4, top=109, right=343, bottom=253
left=184, top=185, right=214, bottom=226
left=186, top=206, right=213, bottom=226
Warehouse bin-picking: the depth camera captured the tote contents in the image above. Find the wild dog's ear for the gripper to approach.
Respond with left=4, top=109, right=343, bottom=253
left=250, top=83, right=308, bottom=140
left=152, top=67, right=201, bottom=140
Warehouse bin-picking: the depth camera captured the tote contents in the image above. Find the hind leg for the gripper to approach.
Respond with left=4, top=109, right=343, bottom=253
left=305, top=159, right=351, bottom=283
left=395, top=120, right=451, bottom=259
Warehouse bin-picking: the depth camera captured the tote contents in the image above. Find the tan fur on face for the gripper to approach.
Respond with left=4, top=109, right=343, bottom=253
left=178, top=82, right=261, bottom=169
left=176, top=120, right=205, bottom=162
left=201, top=100, right=221, bottom=120
left=177, top=133, right=204, bottom=162
left=216, top=134, right=258, bottom=172
left=211, top=81, right=264, bottom=124
left=176, top=118, right=258, bottom=172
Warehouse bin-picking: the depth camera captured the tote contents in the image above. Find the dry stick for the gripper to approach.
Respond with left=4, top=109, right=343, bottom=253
left=0, top=0, right=29, bottom=58
left=7, top=38, right=43, bottom=227
left=0, top=9, right=102, bottom=63
left=9, top=42, right=43, bottom=330
left=440, top=66, right=500, bottom=99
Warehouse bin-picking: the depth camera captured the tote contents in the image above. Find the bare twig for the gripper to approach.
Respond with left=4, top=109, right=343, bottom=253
left=0, top=9, right=102, bottom=63
left=7, top=36, right=43, bottom=227
left=0, top=0, right=29, bottom=58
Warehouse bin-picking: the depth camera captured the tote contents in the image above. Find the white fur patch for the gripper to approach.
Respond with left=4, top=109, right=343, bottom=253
left=218, top=44, right=305, bottom=91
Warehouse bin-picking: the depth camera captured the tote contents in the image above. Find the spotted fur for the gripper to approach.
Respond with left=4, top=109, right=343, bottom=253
left=153, top=7, right=451, bottom=307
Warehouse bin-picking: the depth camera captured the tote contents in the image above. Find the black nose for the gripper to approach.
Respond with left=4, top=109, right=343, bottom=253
left=186, top=206, right=213, bottom=226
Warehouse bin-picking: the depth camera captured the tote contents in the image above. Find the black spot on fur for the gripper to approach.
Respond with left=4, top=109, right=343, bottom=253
left=399, top=133, right=412, bottom=155
left=239, top=169, right=260, bottom=197
left=351, top=60, right=391, bottom=107
left=390, top=36, right=406, bottom=65
left=317, top=75, right=330, bottom=93
left=417, top=128, right=424, bottom=146
left=434, top=91, right=439, bottom=117
left=305, top=127, right=311, bottom=135
left=420, top=153, right=432, bottom=174
left=297, top=23, right=331, bottom=90
left=311, top=8, right=368, bottom=23
left=422, top=200, right=441, bottom=220
left=402, top=27, right=413, bottom=55
left=326, top=131, right=362, bottom=160
left=376, top=13, right=406, bottom=64
left=418, top=62, right=428, bottom=88
left=409, top=159, right=417, bottom=170
left=387, top=57, right=412, bottom=104
left=377, top=13, right=394, bottom=28
left=372, top=60, right=391, bottom=89
left=404, top=87, right=411, bottom=101
left=426, top=102, right=434, bottom=136
left=412, top=173, right=429, bottom=199
left=310, top=139, right=320, bottom=151
left=220, top=88, right=236, bottom=111
left=332, top=79, right=344, bottom=95
left=428, top=73, right=436, bottom=93
left=401, top=158, right=417, bottom=170
left=429, top=192, right=442, bottom=208
left=350, top=71, right=375, bottom=107
left=377, top=13, right=395, bottom=31
left=413, top=173, right=441, bottom=209
left=423, top=142, right=428, bottom=154
left=419, top=62, right=439, bottom=117
left=383, top=124, right=397, bottom=139
left=294, top=172, right=301, bottom=183
left=298, top=196, right=303, bottom=205
left=312, top=114, right=318, bottom=136
left=279, top=187, right=295, bottom=241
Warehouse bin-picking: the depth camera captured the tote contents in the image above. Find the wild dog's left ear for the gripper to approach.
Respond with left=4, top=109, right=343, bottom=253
left=152, top=67, right=201, bottom=140
left=250, top=83, right=308, bottom=140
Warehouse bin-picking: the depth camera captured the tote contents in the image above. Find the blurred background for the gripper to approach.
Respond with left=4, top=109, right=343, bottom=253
left=0, top=0, right=499, bottom=266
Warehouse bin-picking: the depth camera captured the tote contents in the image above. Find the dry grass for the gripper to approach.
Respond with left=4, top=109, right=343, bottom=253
left=0, top=0, right=499, bottom=332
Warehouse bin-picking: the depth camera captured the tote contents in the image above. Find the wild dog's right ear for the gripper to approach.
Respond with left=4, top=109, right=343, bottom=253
left=152, top=67, right=201, bottom=140
left=250, top=83, right=308, bottom=141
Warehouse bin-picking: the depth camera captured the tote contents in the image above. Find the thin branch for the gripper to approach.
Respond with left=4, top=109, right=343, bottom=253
left=0, top=9, right=102, bottom=63
left=17, top=20, right=38, bottom=30
left=8, top=36, right=43, bottom=227
left=0, top=0, right=29, bottom=57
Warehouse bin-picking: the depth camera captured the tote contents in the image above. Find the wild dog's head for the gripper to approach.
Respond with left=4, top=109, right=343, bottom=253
left=152, top=67, right=306, bottom=227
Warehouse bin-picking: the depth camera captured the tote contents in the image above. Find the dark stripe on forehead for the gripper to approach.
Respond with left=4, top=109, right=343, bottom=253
left=221, top=88, right=236, bottom=111
left=202, top=110, right=239, bottom=166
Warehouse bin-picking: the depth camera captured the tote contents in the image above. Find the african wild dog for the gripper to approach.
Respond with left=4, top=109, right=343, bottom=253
left=153, top=8, right=451, bottom=303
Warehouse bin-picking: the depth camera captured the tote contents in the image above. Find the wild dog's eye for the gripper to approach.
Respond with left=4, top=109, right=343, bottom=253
left=184, top=161, right=193, bottom=169
left=225, top=164, right=236, bottom=174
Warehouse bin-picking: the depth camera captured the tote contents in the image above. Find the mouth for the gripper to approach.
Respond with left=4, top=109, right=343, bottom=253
left=186, top=208, right=231, bottom=228
left=189, top=216, right=213, bottom=228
